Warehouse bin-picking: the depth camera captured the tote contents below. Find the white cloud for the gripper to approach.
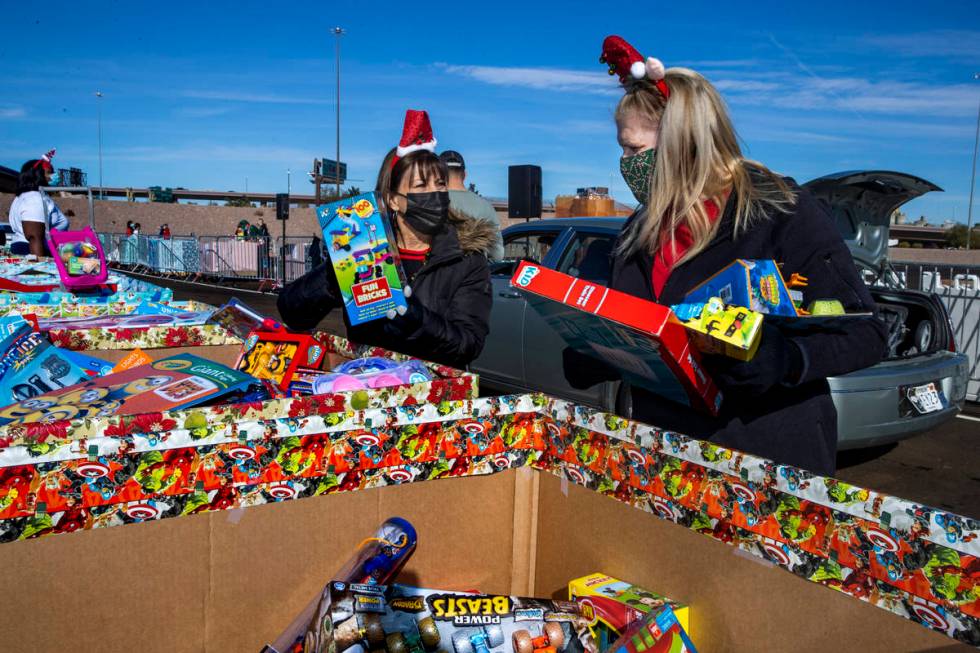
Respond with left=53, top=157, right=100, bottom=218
left=438, top=64, right=619, bottom=95
left=180, top=90, right=332, bottom=105
left=176, top=106, right=235, bottom=118
left=859, top=30, right=980, bottom=60
left=0, top=106, right=26, bottom=119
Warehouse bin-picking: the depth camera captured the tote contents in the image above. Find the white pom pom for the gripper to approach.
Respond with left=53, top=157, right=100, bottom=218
left=645, top=57, right=666, bottom=80
left=629, top=61, right=646, bottom=80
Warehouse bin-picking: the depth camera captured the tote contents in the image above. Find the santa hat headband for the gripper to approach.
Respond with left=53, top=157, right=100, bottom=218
left=32, top=149, right=56, bottom=172
left=600, top=35, right=670, bottom=99
left=391, top=110, right=437, bottom=168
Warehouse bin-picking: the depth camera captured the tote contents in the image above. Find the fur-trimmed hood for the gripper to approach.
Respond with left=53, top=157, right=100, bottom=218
left=449, top=207, right=500, bottom=258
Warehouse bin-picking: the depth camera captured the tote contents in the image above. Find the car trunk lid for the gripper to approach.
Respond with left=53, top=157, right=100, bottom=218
left=802, top=171, right=942, bottom=271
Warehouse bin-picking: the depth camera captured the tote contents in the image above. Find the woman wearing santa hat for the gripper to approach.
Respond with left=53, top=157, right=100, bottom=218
left=567, top=36, right=887, bottom=475
left=279, top=110, right=496, bottom=369
left=7, top=150, right=70, bottom=256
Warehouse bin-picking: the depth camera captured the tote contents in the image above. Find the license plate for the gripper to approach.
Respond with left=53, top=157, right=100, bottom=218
left=907, top=382, right=944, bottom=415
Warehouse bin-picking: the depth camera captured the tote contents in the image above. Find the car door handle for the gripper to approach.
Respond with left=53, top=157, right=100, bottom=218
left=498, top=291, right=522, bottom=299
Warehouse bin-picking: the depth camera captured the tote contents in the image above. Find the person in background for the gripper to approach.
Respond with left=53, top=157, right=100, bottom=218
left=133, top=222, right=142, bottom=236
left=564, top=36, right=888, bottom=476
left=126, top=220, right=135, bottom=236
left=279, top=110, right=494, bottom=368
left=160, top=224, right=172, bottom=239
left=439, top=150, right=504, bottom=261
left=7, top=149, right=70, bottom=256
left=235, top=220, right=250, bottom=240
left=257, top=218, right=270, bottom=240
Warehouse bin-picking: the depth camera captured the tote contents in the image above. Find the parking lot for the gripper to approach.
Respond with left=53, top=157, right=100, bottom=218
left=171, top=277, right=979, bottom=518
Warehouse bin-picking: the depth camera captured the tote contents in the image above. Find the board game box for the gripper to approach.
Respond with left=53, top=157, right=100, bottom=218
left=0, top=353, right=254, bottom=426
left=316, top=192, right=409, bottom=326
left=302, top=581, right=597, bottom=653
left=568, top=573, right=690, bottom=652
left=0, top=326, right=94, bottom=405
left=511, top=262, right=721, bottom=415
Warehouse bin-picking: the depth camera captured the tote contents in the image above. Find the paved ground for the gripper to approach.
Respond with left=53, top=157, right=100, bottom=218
left=162, top=276, right=979, bottom=517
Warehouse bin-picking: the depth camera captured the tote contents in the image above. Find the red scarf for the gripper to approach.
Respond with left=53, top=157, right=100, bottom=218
left=651, top=198, right=723, bottom=299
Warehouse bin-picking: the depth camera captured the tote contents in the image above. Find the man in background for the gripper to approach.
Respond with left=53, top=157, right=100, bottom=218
left=439, top=150, right=504, bottom=261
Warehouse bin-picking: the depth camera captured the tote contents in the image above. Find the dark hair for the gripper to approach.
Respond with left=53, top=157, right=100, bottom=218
left=16, top=160, right=47, bottom=196
left=375, top=149, right=448, bottom=207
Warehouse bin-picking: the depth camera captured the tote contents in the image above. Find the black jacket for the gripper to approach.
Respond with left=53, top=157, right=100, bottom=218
left=278, top=218, right=495, bottom=369
left=584, top=177, right=887, bottom=476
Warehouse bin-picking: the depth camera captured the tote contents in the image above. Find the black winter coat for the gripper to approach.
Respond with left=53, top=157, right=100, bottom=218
left=277, top=218, right=495, bottom=368
left=600, top=179, right=887, bottom=476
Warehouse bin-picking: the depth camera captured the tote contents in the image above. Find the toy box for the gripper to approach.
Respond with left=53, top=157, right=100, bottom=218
left=0, top=352, right=255, bottom=426
left=47, top=227, right=109, bottom=290
left=567, top=573, right=690, bottom=651
left=303, top=581, right=596, bottom=653
left=0, top=326, right=94, bottom=405
left=670, top=298, right=763, bottom=361
left=207, top=298, right=281, bottom=340
left=604, top=606, right=696, bottom=653
left=316, top=192, right=409, bottom=326
left=511, top=262, right=721, bottom=415
left=682, top=259, right=799, bottom=317
left=236, top=330, right=326, bottom=390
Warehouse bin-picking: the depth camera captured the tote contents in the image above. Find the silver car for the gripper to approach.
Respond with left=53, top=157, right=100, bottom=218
left=473, top=171, right=969, bottom=449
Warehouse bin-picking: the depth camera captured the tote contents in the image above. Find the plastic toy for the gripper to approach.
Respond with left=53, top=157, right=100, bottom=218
left=311, top=359, right=433, bottom=395
left=806, top=298, right=845, bottom=316
left=682, top=259, right=798, bottom=317
left=567, top=573, right=690, bottom=651
left=670, top=297, right=763, bottom=361
left=604, top=606, right=695, bottom=653
left=512, top=623, right=565, bottom=653
left=46, top=227, right=109, bottom=290
left=317, top=192, right=409, bottom=326
left=302, top=582, right=595, bottom=653
left=237, top=330, right=326, bottom=391
left=334, top=517, right=418, bottom=585
left=207, top=298, right=282, bottom=340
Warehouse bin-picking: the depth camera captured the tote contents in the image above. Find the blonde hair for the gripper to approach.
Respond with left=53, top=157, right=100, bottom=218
left=616, top=67, right=796, bottom=263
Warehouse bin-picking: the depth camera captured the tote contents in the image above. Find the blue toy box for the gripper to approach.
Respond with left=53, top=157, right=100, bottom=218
left=316, top=192, right=409, bottom=326
left=682, top=259, right=799, bottom=317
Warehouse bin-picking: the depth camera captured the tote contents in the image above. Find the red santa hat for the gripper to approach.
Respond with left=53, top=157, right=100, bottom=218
left=33, top=148, right=56, bottom=172
left=395, top=110, right=437, bottom=158
left=600, top=35, right=670, bottom=99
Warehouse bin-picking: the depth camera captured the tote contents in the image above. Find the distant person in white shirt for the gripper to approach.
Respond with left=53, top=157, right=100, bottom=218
left=439, top=150, right=504, bottom=261
left=7, top=149, right=69, bottom=256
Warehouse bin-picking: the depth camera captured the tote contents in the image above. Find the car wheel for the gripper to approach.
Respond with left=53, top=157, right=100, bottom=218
left=484, top=625, right=504, bottom=648
left=387, top=633, right=408, bottom=653
left=512, top=630, right=533, bottom=653
left=914, top=320, right=933, bottom=352
left=614, top=381, right=633, bottom=419
left=363, top=615, right=386, bottom=647
left=418, top=617, right=441, bottom=649
left=543, top=623, right=564, bottom=649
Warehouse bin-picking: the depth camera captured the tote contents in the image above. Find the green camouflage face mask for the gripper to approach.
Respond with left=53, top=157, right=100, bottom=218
left=620, top=148, right=657, bottom=205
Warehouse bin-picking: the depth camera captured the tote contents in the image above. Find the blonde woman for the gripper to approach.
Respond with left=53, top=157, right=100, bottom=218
left=578, top=36, right=887, bottom=475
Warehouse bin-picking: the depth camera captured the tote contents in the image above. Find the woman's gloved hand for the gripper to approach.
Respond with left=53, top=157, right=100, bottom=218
left=383, top=297, right=426, bottom=337
left=705, top=323, right=804, bottom=396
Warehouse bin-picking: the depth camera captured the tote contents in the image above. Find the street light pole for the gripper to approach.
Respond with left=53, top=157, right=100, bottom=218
left=95, top=91, right=103, bottom=199
left=287, top=168, right=291, bottom=195
left=967, top=73, right=980, bottom=250
left=333, top=27, right=345, bottom=198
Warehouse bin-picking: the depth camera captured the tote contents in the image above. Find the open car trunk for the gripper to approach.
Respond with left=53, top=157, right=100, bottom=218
left=803, top=171, right=951, bottom=361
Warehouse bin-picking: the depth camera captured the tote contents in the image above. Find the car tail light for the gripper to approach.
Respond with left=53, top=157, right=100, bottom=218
left=941, top=303, right=957, bottom=352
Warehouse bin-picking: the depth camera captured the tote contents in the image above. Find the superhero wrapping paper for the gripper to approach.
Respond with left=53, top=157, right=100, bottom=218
left=0, top=324, right=974, bottom=644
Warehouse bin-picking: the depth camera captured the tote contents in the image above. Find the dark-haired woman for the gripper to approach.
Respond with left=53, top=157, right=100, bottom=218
left=278, top=110, right=494, bottom=368
left=7, top=150, right=70, bottom=256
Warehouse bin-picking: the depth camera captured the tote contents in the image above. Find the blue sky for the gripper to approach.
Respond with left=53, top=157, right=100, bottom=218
left=2, top=0, right=979, bottom=223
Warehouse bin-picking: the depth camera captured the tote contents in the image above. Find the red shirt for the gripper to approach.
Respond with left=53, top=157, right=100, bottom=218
left=651, top=198, right=723, bottom=299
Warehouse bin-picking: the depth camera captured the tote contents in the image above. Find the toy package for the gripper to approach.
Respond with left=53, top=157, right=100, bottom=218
left=604, top=606, right=696, bottom=653
left=316, top=192, right=409, bottom=326
left=206, top=297, right=281, bottom=340
left=236, top=330, right=326, bottom=390
left=0, top=326, right=93, bottom=405
left=568, top=574, right=690, bottom=652
left=307, top=357, right=434, bottom=395
left=47, top=226, right=109, bottom=290
left=511, top=262, right=721, bottom=415
left=302, top=582, right=597, bottom=653
left=670, top=298, right=763, bottom=361
left=111, top=348, right=153, bottom=373
left=0, top=353, right=254, bottom=426
left=267, top=517, right=419, bottom=653
left=35, top=308, right=215, bottom=332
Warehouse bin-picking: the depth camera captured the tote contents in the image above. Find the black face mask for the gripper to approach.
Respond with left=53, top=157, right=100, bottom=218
left=401, top=191, right=450, bottom=235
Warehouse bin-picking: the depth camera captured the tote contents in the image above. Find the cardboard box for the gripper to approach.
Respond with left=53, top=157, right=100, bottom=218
left=604, top=606, right=695, bottom=653
left=682, top=259, right=800, bottom=317
left=317, top=192, right=409, bottom=326
left=567, top=573, right=690, bottom=650
left=511, top=262, right=721, bottom=415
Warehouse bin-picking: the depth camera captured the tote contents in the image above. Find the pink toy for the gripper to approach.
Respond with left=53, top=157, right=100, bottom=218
left=46, top=227, right=108, bottom=290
